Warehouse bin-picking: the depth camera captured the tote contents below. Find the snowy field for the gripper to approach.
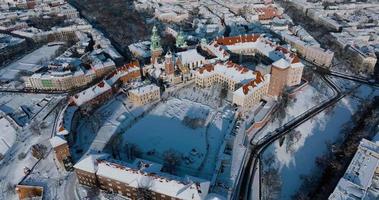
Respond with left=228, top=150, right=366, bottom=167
left=0, top=45, right=61, bottom=80
left=74, top=92, right=236, bottom=180
left=72, top=93, right=150, bottom=161
left=169, top=83, right=231, bottom=109
left=121, top=98, right=219, bottom=178
left=260, top=83, right=379, bottom=199
left=0, top=96, right=65, bottom=200
left=0, top=116, right=17, bottom=157
left=253, top=79, right=332, bottom=142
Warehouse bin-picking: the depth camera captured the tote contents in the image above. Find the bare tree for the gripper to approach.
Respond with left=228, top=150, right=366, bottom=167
left=136, top=177, right=153, bottom=200
left=262, top=167, right=282, bottom=200
left=273, top=86, right=292, bottom=125
left=162, top=149, right=182, bottom=174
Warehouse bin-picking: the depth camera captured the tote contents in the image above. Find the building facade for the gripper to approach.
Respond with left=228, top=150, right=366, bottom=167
left=128, top=84, right=161, bottom=106
left=268, top=57, right=304, bottom=97
left=195, top=61, right=271, bottom=111
left=24, top=60, right=115, bottom=91
left=74, top=156, right=210, bottom=200
left=49, top=136, right=73, bottom=171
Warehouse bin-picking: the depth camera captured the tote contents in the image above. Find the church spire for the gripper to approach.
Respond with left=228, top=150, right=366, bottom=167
left=150, top=26, right=162, bottom=51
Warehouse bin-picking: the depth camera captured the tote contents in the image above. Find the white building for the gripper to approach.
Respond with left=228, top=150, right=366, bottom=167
left=329, top=138, right=379, bottom=200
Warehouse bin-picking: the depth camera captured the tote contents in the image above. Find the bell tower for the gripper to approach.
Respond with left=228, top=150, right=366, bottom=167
left=164, top=50, right=175, bottom=75
left=150, top=26, right=163, bottom=64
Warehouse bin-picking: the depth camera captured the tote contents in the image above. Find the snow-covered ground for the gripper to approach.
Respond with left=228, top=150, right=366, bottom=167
left=253, top=79, right=332, bottom=142
left=260, top=82, right=379, bottom=199
left=0, top=116, right=17, bottom=157
left=170, top=83, right=230, bottom=109
left=0, top=96, right=65, bottom=200
left=0, top=45, right=61, bottom=80
left=72, top=93, right=151, bottom=161
left=119, top=97, right=234, bottom=179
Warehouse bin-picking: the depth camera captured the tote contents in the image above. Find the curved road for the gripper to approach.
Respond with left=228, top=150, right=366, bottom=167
left=237, top=62, right=349, bottom=200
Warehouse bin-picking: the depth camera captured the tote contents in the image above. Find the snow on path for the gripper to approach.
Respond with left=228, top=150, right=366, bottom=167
left=261, top=84, right=378, bottom=199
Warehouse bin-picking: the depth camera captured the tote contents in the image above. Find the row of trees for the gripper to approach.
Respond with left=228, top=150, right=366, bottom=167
left=292, top=97, right=379, bottom=200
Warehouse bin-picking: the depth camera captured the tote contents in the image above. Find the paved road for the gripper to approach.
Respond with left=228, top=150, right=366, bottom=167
left=302, top=59, right=379, bottom=87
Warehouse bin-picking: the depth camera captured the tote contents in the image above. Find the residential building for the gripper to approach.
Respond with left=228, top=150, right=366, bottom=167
left=74, top=156, right=210, bottom=200
left=115, top=61, right=142, bottom=84
left=281, top=31, right=334, bottom=67
left=329, top=139, right=379, bottom=200
left=71, top=80, right=113, bottom=109
left=24, top=56, right=116, bottom=91
left=49, top=136, right=73, bottom=171
left=128, top=84, right=161, bottom=106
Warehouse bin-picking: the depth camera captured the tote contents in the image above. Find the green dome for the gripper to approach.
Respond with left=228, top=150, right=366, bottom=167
left=150, top=26, right=162, bottom=51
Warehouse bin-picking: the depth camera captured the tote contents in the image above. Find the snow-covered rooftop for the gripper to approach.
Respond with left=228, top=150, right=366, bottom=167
left=129, top=84, right=160, bottom=96
left=215, top=34, right=304, bottom=69
left=72, top=81, right=112, bottom=106
left=75, top=155, right=210, bottom=199
left=329, top=139, right=379, bottom=200
left=49, top=136, right=67, bottom=148
left=197, top=61, right=254, bottom=84
left=176, top=49, right=206, bottom=65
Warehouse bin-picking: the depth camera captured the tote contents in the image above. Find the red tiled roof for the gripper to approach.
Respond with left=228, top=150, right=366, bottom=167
left=275, top=46, right=289, bottom=54
left=199, top=64, right=215, bottom=74
left=256, top=6, right=282, bottom=20
left=242, top=71, right=265, bottom=95
left=97, top=81, right=105, bottom=88
left=117, top=60, right=140, bottom=72
left=215, top=34, right=260, bottom=46
left=291, top=56, right=301, bottom=64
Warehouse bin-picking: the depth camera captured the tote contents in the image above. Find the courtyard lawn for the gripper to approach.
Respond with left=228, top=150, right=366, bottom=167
left=121, top=98, right=212, bottom=176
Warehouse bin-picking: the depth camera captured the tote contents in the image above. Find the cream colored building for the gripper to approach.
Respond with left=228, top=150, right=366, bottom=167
left=128, top=84, right=161, bottom=106
left=195, top=61, right=270, bottom=111
left=281, top=32, right=334, bottom=67
left=25, top=58, right=115, bottom=91
left=25, top=71, right=96, bottom=91
left=214, top=35, right=305, bottom=98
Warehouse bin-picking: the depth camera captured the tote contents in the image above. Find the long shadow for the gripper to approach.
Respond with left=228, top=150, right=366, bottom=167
left=102, top=102, right=219, bottom=179
left=69, top=97, right=125, bottom=162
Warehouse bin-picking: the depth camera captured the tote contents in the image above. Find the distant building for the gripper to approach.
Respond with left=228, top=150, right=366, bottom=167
left=74, top=155, right=210, bottom=200
left=128, top=84, right=161, bottom=106
left=175, top=30, right=187, bottom=48
left=281, top=31, right=334, bottom=67
left=49, top=136, right=73, bottom=171
left=329, top=138, right=379, bottom=200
